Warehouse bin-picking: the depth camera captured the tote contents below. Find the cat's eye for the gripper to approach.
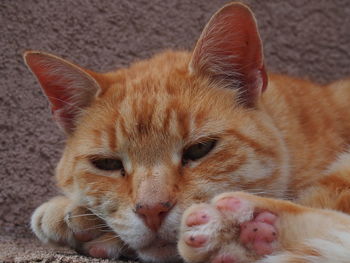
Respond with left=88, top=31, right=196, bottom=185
left=91, top=158, right=124, bottom=174
left=182, top=139, right=217, bottom=164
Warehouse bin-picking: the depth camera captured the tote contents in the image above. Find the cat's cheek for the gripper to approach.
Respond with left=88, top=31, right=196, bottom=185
left=71, top=173, right=128, bottom=211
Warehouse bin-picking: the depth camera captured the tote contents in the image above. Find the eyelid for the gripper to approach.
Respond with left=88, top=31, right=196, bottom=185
left=75, top=154, right=121, bottom=161
left=184, top=136, right=219, bottom=149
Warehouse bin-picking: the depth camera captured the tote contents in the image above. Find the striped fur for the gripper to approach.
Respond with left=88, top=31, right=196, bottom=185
left=26, top=2, right=350, bottom=263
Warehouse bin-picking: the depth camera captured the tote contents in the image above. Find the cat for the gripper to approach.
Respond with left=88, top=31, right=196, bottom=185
left=24, top=2, right=350, bottom=263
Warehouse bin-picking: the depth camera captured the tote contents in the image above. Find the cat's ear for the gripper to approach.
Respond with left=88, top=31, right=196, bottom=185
left=189, top=2, right=267, bottom=107
left=24, top=51, right=102, bottom=134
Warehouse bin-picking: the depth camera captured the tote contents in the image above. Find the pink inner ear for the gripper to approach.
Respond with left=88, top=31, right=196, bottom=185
left=190, top=3, right=267, bottom=107
left=32, top=67, right=69, bottom=111
left=26, top=57, right=78, bottom=131
left=25, top=52, right=100, bottom=133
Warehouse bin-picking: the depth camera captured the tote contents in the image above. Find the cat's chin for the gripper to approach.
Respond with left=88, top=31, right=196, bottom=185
left=137, top=240, right=181, bottom=263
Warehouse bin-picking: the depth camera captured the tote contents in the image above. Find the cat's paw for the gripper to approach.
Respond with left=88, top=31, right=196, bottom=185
left=178, top=192, right=281, bottom=263
left=31, top=196, right=134, bottom=259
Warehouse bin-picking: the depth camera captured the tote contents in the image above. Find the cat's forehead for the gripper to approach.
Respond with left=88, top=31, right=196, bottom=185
left=75, top=51, right=240, bottom=158
left=124, top=52, right=191, bottom=97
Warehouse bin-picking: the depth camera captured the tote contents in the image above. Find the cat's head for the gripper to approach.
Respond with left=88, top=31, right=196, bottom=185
left=24, top=3, right=289, bottom=262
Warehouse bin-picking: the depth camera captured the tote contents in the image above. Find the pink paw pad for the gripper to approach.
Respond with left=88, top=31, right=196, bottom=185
left=185, top=234, right=208, bottom=248
left=216, top=197, right=241, bottom=212
left=88, top=246, right=109, bottom=258
left=255, top=211, right=277, bottom=224
left=74, top=231, right=95, bottom=242
left=186, top=210, right=210, bottom=227
left=212, top=254, right=236, bottom=263
left=239, top=211, right=278, bottom=256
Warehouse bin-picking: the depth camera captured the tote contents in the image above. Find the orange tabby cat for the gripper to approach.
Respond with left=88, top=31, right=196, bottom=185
left=24, top=2, right=350, bottom=263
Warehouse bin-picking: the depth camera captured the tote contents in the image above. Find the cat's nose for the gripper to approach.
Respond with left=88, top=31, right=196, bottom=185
left=135, top=201, right=174, bottom=231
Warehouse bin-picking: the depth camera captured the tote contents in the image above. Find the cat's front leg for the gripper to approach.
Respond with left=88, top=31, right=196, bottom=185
left=178, top=192, right=350, bottom=263
left=31, top=196, right=134, bottom=259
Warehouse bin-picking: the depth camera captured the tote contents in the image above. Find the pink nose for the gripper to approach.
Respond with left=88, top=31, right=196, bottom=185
left=135, top=202, right=174, bottom=231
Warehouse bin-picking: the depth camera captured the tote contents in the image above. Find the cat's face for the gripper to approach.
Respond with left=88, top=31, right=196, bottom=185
left=25, top=3, right=289, bottom=262
left=55, top=51, right=288, bottom=261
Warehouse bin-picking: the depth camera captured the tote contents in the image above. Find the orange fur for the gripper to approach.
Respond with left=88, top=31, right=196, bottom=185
left=25, top=2, right=350, bottom=262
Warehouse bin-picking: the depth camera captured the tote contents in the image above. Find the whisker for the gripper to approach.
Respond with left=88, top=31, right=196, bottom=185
left=67, top=213, right=100, bottom=218
left=87, top=208, right=108, bottom=221
left=52, top=210, right=106, bottom=224
left=90, top=234, right=120, bottom=244
left=80, top=225, right=111, bottom=232
left=46, top=95, right=87, bottom=112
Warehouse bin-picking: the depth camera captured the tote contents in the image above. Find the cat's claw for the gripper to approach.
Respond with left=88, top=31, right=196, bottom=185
left=178, top=193, right=279, bottom=263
